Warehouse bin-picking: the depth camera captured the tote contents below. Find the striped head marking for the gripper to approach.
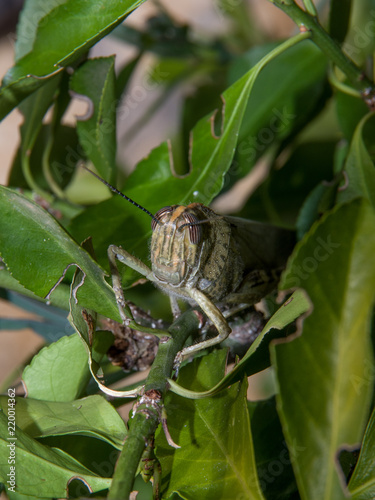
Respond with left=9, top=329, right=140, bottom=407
left=150, top=204, right=205, bottom=286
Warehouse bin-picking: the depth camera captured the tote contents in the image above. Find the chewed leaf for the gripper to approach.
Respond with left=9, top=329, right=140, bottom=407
left=348, top=407, right=375, bottom=499
left=274, top=199, right=375, bottom=500
left=156, top=350, right=265, bottom=500
left=0, top=186, right=119, bottom=321
left=0, top=394, right=126, bottom=449
left=0, top=267, right=70, bottom=311
left=0, top=412, right=111, bottom=497
left=70, top=57, right=117, bottom=183
left=0, top=0, right=147, bottom=119
left=70, top=32, right=311, bottom=283
left=22, top=334, right=91, bottom=402
left=68, top=267, right=145, bottom=398
left=337, top=112, right=375, bottom=207
left=168, top=289, right=310, bottom=399
left=125, top=32, right=312, bottom=210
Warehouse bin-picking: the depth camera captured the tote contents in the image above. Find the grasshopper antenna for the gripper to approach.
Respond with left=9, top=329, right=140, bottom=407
left=81, top=164, right=160, bottom=225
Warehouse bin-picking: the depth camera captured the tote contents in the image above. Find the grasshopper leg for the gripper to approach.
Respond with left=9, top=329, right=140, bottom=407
left=108, top=245, right=155, bottom=281
left=175, top=287, right=231, bottom=365
left=108, top=245, right=156, bottom=325
left=169, top=296, right=181, bottom=320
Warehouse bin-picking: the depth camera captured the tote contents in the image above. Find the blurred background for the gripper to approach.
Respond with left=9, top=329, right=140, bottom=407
left=0, top=0, right=305, bottom=398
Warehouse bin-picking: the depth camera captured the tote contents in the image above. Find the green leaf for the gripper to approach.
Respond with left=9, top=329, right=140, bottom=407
left=6, top=491, right=42, bottom=500
left=70, top=57, right=117, bottom=183
left=329, top=0, right=352, bottom=43
left=0, top=394, right=126, bottom=449
left=0, top=186, right=120, bottom=321
left=249, top=397, right=299, bottom=499
left=19, top=76, right=61, bottom=157
left=296, top=180, right=338, bottom=240
left=15, top=0, right=67, bottom=61
left=272, top=199, right=375, bottom=500
left=8, top=123, right=82, bottom=197
left=349, top=407, right=375, bottom=499
left=22, top=333, right=91, bottom=402
left=155, top=350, right=265, bottom=500
left=337, top=112, right=375, bottom=207
left=15, top=75, right=62, bottom=198
left=0, top=0, right=147, bottom=120
left=335, top=91, right=369, bottom=141
left=0, top=413, right=111, bottom=497
left=0, top=268, right=70, bottom=312
left=39, top=72, right=80, bottom=197
left=239, top=140, right=336, bottom=226
left=338, top=1, right=375, bottom=62
left=230, top=40, right=328, bottom=178
left=184, top=36, right=309, bottom=205
left=115, top=54, right=141, bottom=100
left=68, top=266, right=146, bottom=398
left=168, top=289, right=310, bottom=399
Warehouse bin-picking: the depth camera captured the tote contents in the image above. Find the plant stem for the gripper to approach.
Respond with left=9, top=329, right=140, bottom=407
left=107, top=310, right=199, bottom=499
left=268, top=0, right=374, bottom=92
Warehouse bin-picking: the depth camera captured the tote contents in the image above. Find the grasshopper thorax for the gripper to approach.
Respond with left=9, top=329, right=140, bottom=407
left=150, top=203, right=207, bottom=286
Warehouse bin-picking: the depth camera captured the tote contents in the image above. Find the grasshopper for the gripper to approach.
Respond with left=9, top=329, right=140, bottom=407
left=85, top=167, right=295, bottom=364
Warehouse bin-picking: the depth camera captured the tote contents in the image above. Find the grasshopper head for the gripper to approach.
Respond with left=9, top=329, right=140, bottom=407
left=150, top=204, right=204, bottom=286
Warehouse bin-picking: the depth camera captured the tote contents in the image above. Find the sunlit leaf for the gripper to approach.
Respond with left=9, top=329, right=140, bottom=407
left=0, top=186, right=119, bottom=321
left=272, top=199, right=375, bottom=500
left=230, top=40, right=328, bottom=180
left=337, top=112, right=375, bottom=207
left=349, top=407, right=375, bottom=499
left=70, top=57, right=117, bottom=183
left=0, top=0, right=147, bottom=119
left=0, top=413, right=111, bottom=497
left=156, top=350, right=265, bottom=500
left=22, top=333, right=92, bottom=402
left=168, top=289, right=310, bottom=399
left=0, top=395, right=126, bottom=449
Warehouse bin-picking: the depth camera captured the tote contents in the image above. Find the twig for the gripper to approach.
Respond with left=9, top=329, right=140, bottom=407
left=107, top=310, right=199, bottom=499
left=267, top=0, right=375, bottom=104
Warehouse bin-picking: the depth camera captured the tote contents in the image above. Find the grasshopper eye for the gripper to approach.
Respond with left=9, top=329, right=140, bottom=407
left=182, top=213, right=202, bottom=244
left=151, top=206, right=173, bottom=230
